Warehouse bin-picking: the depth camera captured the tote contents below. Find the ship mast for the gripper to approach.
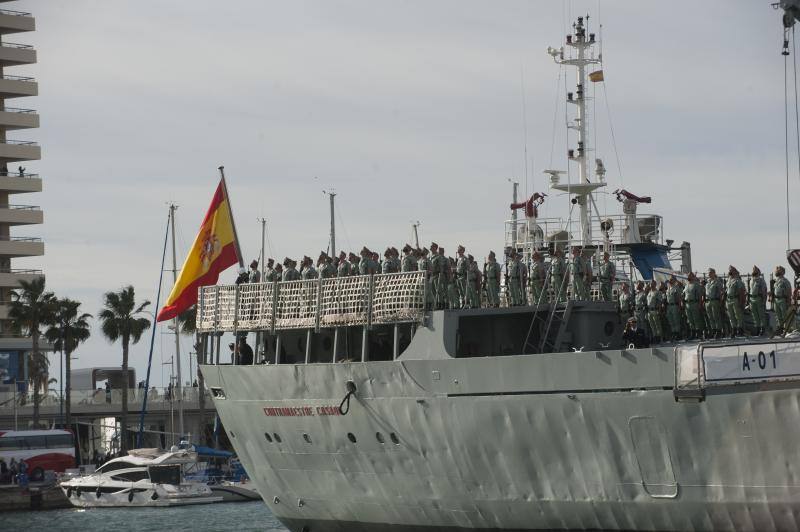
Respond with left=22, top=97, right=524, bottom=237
left=326, top=190, right=336, bottom=256
left=169, top=203, right=184, bottom=443
left=547, top=15, right=605, bottom=247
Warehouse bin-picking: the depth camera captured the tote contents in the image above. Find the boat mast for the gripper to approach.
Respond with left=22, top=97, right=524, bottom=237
left=548, top=15, right=605, bottom=247
left=169, top=203, right=184, bottom=443
left=327, top=191, right=336, bottom=256
left=412, top=221, right=420, bottom=248
left=258, top=217, right=266, bottom=277
left=510, top=179, right=519, bottom=249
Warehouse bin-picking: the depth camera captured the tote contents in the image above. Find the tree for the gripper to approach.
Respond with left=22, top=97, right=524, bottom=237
left=98, top=286, right=150, bottom=452
left=45, top=298, right=92, bottom=428
left=8, top=277, right=55, bottom=427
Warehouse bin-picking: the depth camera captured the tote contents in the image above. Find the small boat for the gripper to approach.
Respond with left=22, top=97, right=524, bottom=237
left=184, top=445, right=261, bottom=502
left=60, top=448, right=222, bottom=507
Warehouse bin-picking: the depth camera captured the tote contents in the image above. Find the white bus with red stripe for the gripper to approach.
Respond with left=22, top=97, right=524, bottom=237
left=0, top=429, right=76, bottom=481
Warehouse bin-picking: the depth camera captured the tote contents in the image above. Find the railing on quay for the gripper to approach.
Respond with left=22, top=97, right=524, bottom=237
left=0, top=387, right=207, bottom=412
left=197, top=271, right=426, bottom=333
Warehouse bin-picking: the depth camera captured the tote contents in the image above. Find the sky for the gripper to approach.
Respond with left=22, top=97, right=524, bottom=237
left=8, top=0, right=799, bottom=389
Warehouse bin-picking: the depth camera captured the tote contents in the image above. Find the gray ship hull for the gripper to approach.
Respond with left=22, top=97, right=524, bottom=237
left=201, top=338, right=800, bottom=532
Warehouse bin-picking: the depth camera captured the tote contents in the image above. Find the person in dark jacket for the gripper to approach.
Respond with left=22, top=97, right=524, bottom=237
left=622, top=317, right=649, bottom=348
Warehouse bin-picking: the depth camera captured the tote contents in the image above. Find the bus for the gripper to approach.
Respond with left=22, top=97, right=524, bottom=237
left=0, top=429, right=76, bottom=481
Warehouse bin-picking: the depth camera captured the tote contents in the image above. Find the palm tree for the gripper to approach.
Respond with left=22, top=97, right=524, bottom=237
left=45, top=298, right=92, bottom=428
left=8, top=277, right=55, bottom=427
left=98, top=286, right=150, bottom=452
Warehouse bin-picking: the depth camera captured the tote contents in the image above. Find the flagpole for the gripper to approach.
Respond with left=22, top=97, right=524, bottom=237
left=218, top=166, right=244, bottom=268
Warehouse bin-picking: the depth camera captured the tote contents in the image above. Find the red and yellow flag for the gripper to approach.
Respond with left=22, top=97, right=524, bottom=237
left=156, top=180, right=240, bottom=322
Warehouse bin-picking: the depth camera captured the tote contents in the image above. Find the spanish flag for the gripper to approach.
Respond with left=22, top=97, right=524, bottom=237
left=156, top=178, right=241, bottom=322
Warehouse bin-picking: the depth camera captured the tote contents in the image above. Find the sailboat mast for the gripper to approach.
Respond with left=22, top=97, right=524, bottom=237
left=328, top=191, right=336, bottom=256
left=169, top=203, right=184, bottom=442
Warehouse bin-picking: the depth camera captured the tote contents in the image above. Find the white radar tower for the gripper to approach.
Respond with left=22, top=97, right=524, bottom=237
left=546, top=16, right=605, bottom=247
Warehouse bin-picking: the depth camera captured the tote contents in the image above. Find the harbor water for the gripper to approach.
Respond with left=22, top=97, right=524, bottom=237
left=1, top=501, right=288, bottom=532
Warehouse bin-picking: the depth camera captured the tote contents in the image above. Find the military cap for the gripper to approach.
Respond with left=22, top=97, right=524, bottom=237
left=457, top=245, right=465, bottom=253
left=708, top=267, right=716, bottom=275
left=360, top=246, right=370, bottom=255
left=776, top=265, right=786, bottom=275
left=687, top=272, right=696, bottom=281
left=488, top=250, right=496, bottom=258
left=339, top=251, right=347, bottom=259
left=282, top=257, right=292, bottom=266
left=752, top=265, right=761, bottom=276
left=467, top=254, right=474, bottom=260
left=728, top=265, right=739, bottom=275
left=430, top=242, right=439, bottom=250
left=250, top=259, right=259, bottom=268
left=402, top=244, right=412, bottom=253
left=421, top=247, right=429, bottom=255
left=267, top=258, right=274, bottom=265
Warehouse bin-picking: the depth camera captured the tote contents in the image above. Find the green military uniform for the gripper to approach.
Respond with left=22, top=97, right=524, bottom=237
left=485, top=256, right=501, bottom=307
left=466, top=259, right=480, bottom=309
left=507, top=256, right=523, bottom=306
left=599, top=259, right=616, bottom=302
left=748, top=274, right=768, bottom=334
left=683, top=280, right=704, bottom=336
left=725, top=274, right=746, bottom=334
left=618, top=286, right=634, bottom=318
left=704, top=276, right=723, bottom=335
left=401, top=253, right=416, bottom=272
left=301, top=264, right=318, bottom=280
left=447, top=259, right=460, bottom=309
left=417, top=253, right=433, bottom=309
left=774, top=274, right=793, bottom=333
left=550, top=254, right=566, bottom=303
left=647, top=288, right=664, bottom=341
left=456, top=254, right=469, bottom=308
left=635, top=286, right=649, bottom=336
left=665, top=281, right=682, bottom=340
left=434, top=252, right=449, bottom=309
left=570, top=253, right=588, bottom=301
left=337, top=259, right=351, bottom=277
left=529, top=257, right=546, bottom=305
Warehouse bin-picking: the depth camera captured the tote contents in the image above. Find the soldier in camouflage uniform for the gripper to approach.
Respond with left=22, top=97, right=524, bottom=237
left=618, top=282, right=634, bottom=319
left=748, top=265, right=768, bottom=336
left=264, top=258, right=275, bottom=282
left=282, top=258, right=300, bottom=281
left=772, top=265, right=793, bottom=334
left=417, top=247, right=433, bottom=310
left=436, top=247, right=450, bottom=309
left=529, top=251, right=546, bottom=305
left=704, top=268, right=723, bottom=338
left=598, top=252, right=616, bottom=302
left=485, top=251, right=501, bottom=308
left=507, top=251, right=523, bottom=306
left=319, top=253, right=337, bottom=279
left=683, top=273, right=704, bottom=339
left=401, top=244, right=416, bottom=272
left=359, top=247, right=375, bottom=275
left=550, top=249, right=567, bottom=303
left=349, top=253, right=360, bottom=276
left=456, top=245, right=468, bottom=308
left=381, top=248, right=395, bottom=274
left=271, top=263, right=283, bottom=282
left=665, top=276, right=683, bottom=341
left=447, top=256, right=460, bottom=309
left=301, top=256, right=317, bottom=279
left=337, top=252, right=351, bottom=277
left=646, top=280, right=664, bottom=343
left=569, top=247, right=588, bottom=301
left=634, top=281, right=649, bottom=337
left=724, top=265, right=746, bottom=337
left=465, top=255, right=480, bottom=308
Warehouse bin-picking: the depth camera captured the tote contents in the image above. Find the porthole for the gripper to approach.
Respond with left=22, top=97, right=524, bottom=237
left=264, top=432, right=273, bottom=443
left=390, top=432, right=400, bottom=445
left=303, top=433, right=312, bottom=444
left=273, top=433, right=282, bottom=443
left=347, top=432, right=357, bottom=443
left=375, top=432, right=385, bottom=444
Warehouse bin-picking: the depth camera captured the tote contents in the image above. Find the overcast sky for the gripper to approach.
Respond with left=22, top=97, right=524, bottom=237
left=10, top=0, right=799, bottom=389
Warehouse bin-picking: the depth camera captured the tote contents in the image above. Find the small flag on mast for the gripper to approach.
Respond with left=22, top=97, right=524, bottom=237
left=589, top=70, right=604, bottom=82
left=156, top=178, right=240, bottom=322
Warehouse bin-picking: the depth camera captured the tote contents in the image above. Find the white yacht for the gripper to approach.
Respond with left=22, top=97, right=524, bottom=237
left=60, top=448, right=222, bottom=507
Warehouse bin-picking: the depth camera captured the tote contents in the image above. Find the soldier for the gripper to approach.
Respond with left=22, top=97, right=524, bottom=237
left=569, top=247, right=588, bottom=301
left=683, top=272, right=704, bottom=339
left=350, top=253, right=361, bottom=276
left=748, top=265, right=768, bottom=336
left=337, top=251, right=351, bottom=277
left=391, top=247, right=401, bottom=272
left=417, top=247, right=433, bottom=309
left=301, top=256, right=318, bottom=279
left=703, top=268, right=723, bottom=339
left=248, top=259, right=261, bottom=284
left=272, top=263, right=283, bottom=282
left=282, top=258, right=300, bottom=281
left=724, top=265, right=746, bottom=337
left=447, top=256, right=460, bottom=309
left=381, top=248, right=395, bottom=274
left=436, top=247, right=449, bottom=309
left=456, top=245, right=468, bottom=308
left=320, top=253, right=337, bottom=279
left=529, top=251, right=546, bottom=305
left=358, top=247, right=375, bottom=275
left=665, top=276, right=683, bottom=341
left=634, top=281, right=649, bottom=337
left=485, top=251, right=501, bottom=308
left=646, top=279, right=664, bottom=343
left=507, top=251, right=523, bottom=306
left=772, top=265, right=793, bottom=334
left=618, top=282, right=634, bottom=319
left=598, top=252, right=616, bottom=302
left=401, top=244, right=416, bottom=272
left=264, top=258, right=275, bottom=282
left=550, top=249, right=567, bottom=303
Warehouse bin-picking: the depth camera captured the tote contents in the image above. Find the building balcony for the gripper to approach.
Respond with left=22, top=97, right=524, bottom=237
left=0, top=41, right=35, bottom=67
left=0, top=140, right=39, bottom=162
left=0, top=204, right=41, bottom=225
left=0, top=267, right=41, bottom=287
left=0, top=9, right=34, bottom=35
left=0, top=171, right=40, bottom=194
left=0, top=107, right=37, bottom=130
left=0, top=235, right=42, bottom=257
left=0, top=74, right=37, bottom=98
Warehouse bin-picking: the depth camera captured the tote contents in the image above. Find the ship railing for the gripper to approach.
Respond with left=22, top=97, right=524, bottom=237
left=197, top=271, right=426, bottom=333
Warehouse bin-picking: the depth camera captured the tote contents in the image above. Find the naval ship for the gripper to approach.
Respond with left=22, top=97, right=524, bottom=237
left=197, top=16, right=800, bottom=532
